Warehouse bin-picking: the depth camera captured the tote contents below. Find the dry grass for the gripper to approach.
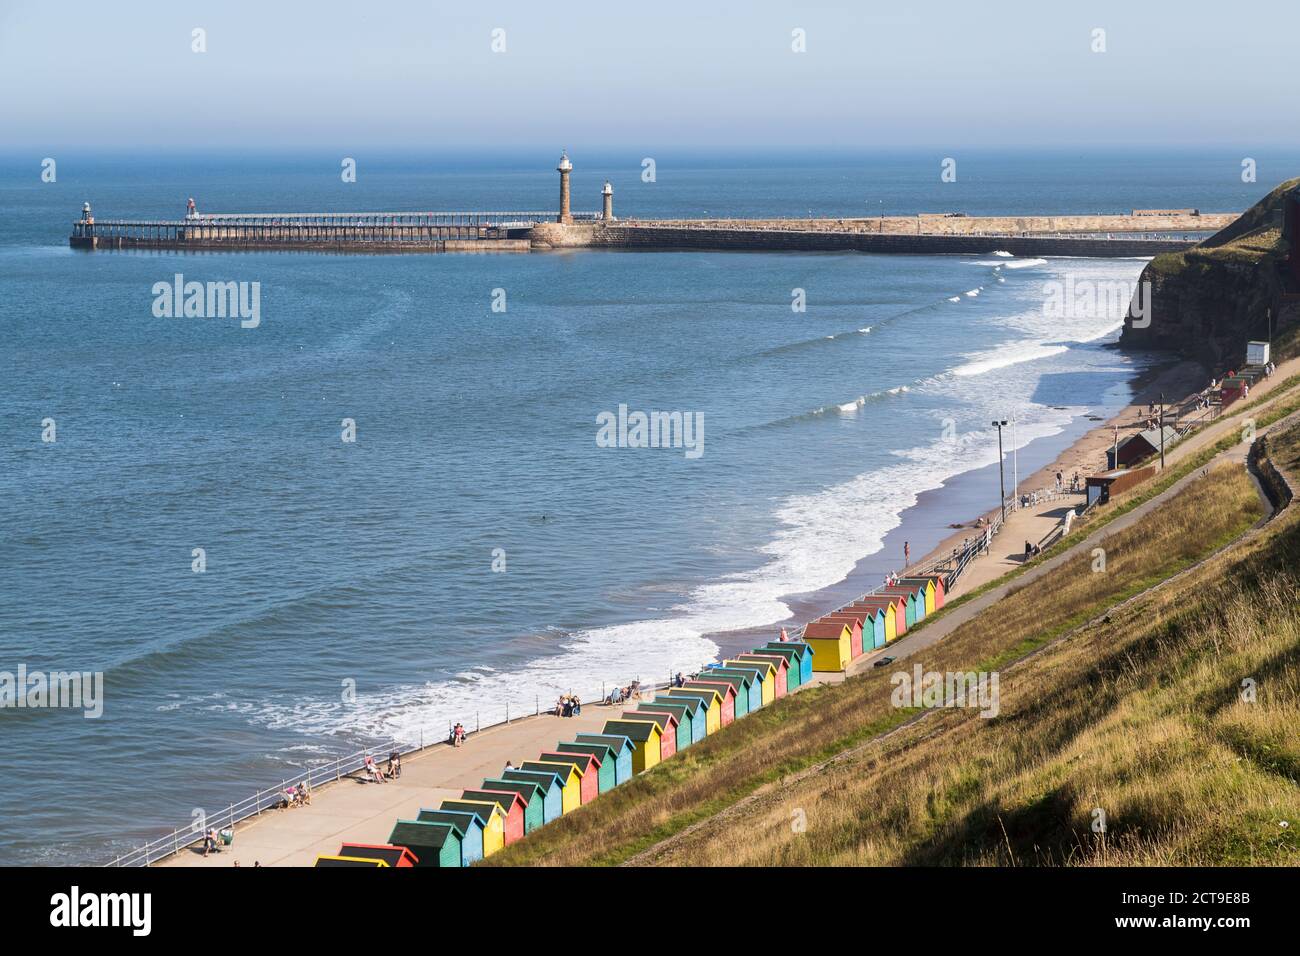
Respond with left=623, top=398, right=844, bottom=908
left=639, top=437, right=1300, bottom=866
left=487, top=452, right=1272, bottom=866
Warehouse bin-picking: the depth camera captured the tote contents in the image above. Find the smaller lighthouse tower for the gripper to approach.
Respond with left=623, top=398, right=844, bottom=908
left=556, top=150, right=573, bottom=224
left=602, top=181, right=614, bottom=221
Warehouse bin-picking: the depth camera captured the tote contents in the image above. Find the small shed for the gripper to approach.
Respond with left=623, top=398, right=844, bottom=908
left=759, top=641, right=813, bottom=686
left=502, top=768, right=564, bottom=823
left=1086, top=466, right=1154, bottom=507
left=388, top=820, right=462, bottom=868
left=337, top=843, right=419, bottom=868
left=519, top=761, right=582, bottom=814
left=666, top=688, right=725, bottom=733
left=573, top=733, right=636, bottom=785
left=460, top=789, right=527, bottom=845
left=851, top=597, right=900, bottom=643
left=480, top=778, right=546, bottom=833
left=640, top=697, right=705, bottom=744
left=703, top=667, right=760, bottom=714
left=819, top=611, right=866, bottom=659
left=685, top=679, right=739, bottom=723
left=439, top=799, right=506, bottom=857
left=315, top=855, right=389, bottom=867
left=1108, top=426, right=1178, bottom=468
left=630, top=704, right=693, bottom=752
left=602, top=719, right=663, bottom=773
left=417, top=808, right=484, bottom=866
left=556, top=741, right=618, bottom=793
left=801, top=619, right=853, bottom=672
left=537, top=750, right=601, bottom=804
left=733, top=654, right=788, bottom=697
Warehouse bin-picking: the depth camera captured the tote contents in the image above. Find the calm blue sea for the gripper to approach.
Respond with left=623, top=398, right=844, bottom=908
left=0, top=150, right=1293, bottom=864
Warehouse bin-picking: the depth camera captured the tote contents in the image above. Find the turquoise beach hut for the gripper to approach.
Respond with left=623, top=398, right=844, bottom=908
left=501, top=768, right=564, bottom=824
left=762, top=641, right=813, bottom=685
left=556, top=741, right=618, bottom=793
left=706, top=667, right=762, bottom=714
left=647, top=696, right=706, bottom=744
left=697, top=672, right=752, bottom=718
left=753, top=644, right=804, bottom=690
left=718, top=662, right=772, bottom=707
left=881, top=587, right=919, bottom=628
left=852, top=605, right=887, bottom=649
left=574, top=733, right=635, bottom=785
left=481, top=778, right=546, bottom=833
left=631, top=703, right=693, bottom=752
left=416, top=808, right=483, bottom=866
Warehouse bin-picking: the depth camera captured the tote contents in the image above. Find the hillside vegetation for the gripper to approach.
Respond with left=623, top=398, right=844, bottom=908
left=488, top=433, right=1291, bottom=866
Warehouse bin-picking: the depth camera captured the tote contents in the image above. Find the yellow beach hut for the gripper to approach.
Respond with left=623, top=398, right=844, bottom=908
left=520, top=760, right=582, bottom=815
left=603, top=718, right=663, bottom=773
left=439, top=798, right=506, bottom=858
left=802, top=619, right=853, bottom=672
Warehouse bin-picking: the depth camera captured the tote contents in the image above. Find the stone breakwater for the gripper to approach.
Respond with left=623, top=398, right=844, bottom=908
left=611, top=212, right=1235, bottom=236
left=528, top=222, right=1200, bottom=258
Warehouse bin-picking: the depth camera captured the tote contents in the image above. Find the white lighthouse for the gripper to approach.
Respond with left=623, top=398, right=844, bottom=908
left=556, top=150, right=573, bottom=224
left=602, top=181, right=614, bottom=221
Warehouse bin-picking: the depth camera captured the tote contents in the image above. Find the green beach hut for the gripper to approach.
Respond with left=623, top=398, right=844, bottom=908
left=666, top=688, right=723, bottom=733
left=762, top=641, right=813, bottom=685
left=388, top=820, right=462, bottom=869
left=417, top=808, right=484, bottom=866
left=480, top=778, right=546, bottom=833
left=502, top=768, right=564, bottom=823
left=643, top=696, right=706, bottom=744
left=574, top=734, right=635, bottom=784
left=556, top=741, right=618, bottom=793
left=631, top=704, right=693, bottom=752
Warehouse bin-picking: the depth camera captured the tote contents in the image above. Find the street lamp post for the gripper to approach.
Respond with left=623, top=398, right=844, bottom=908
left=1159, top=391, right=1166, bottom=469
left=993, top=420, right=1008, bottom=522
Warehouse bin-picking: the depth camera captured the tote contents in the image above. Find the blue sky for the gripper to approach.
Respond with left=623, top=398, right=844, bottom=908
left=2, top=0, right=1295, bottom=152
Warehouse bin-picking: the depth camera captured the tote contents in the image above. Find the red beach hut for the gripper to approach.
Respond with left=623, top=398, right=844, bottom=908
left=685, top=680, right=737, bottom=726
left=734, top=653, right=789, bottom=697
left=460, top=789, right=526, bottom=845
left=536, top=750, right=600, bottom=804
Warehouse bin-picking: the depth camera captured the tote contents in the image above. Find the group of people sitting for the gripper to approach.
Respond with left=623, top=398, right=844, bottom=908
left=603, top=680, right=642, bottom=705
left=201, top=826, right=234, bottom=857
left=279, top=780, right=311, bottom=808
left=553, top=693, right=583, bottom=717
left=362, top=751, right=404, bottom=783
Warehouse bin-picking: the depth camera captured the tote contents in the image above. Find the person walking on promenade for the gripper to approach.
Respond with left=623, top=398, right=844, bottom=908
left=903, top=541, right=910, bottom=567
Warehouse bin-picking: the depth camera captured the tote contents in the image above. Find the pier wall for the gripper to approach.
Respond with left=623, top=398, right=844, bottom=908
left=619, top=212, right=1235, bottom=236
left=533, top=223, right=1195, bottom=257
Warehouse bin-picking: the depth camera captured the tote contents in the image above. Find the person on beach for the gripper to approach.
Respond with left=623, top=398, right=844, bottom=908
left=903, top=541, right=910, bottom=566
left=203, top=828, right=220, bottom=856
left=572, top=695, right=582, bottom=716
left=1055, top=471, right=1063, bottom=492
left=387, top=751, right=401, bottom=779
left=674, top=671, right=685, bottom=687
left=452, top=722, right=466, bottom=747
left=364, top=755, right=387, bottom=782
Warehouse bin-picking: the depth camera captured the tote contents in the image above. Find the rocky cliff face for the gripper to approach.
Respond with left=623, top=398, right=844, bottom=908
left=1121, top=179, right=1300, bottom=370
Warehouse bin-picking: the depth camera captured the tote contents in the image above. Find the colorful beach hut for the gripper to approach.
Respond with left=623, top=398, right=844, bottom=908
left=460, top=789, right=526, bottom=845
left=853, top=595, right=903, bottom=640
left=847, top=600, right=892, bottom=647
left=519, top=761, right=582, bottom=814
left=667, top=688, right=724, bottom=733
left=617, top=713, right=676, bottom=762
left=723, top=659, right=777, bottom=705
left=760, top=642, right=813, bottom=686
left=315, top=855, right=389, bottom=867
left=734, top=653, right=788, bottom=697
left=388, top=820, right=462, bottom=868
left=899, top=576, right=942, bottom=615
left=573, top=734, right=636, bottom=785
left=556, top=741, right=618, bottom=793
left=881, top=585, right=921, bottom=626
left=537, top=750, right=601, bottom=804
left=337, top=843, right=418, bottom=868
left=417, top=808, right=484, bottom=866
left=439, top=799, right=506, bottom=858
left=702, top=668, right=759, bottom=714
left=602, top=719, right=663, bottom=773
left=820, top=611, right=865, bottom=658
left=502, top=768, right=565, bottom=823
left=847, top=605, right=887, bottom=649
left=642, top=696, right=706, bottom=744
left=685, top=679, right=739, bottom=723
left=630, top=704, right=693, bottom=752
left=802, top=619, right=853, bottom=672
left=480, top=778, right=546, bottom=833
